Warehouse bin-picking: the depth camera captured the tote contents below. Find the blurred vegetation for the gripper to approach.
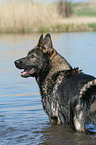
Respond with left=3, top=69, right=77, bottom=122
left=58, top=0, right=73, bottom=17
left=0, top=0, right=96, bottom=33
left=72, top=1, right=96, bottom=16
left=88, top=23, right=96, bottom=30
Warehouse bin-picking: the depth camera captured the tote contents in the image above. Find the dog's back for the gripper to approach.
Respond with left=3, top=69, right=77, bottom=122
left=57, top=73, right=96, bottom=131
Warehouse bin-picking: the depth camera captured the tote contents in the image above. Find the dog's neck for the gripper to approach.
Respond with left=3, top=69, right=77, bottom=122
left=51, top=52, right=72, bottom=71
left=36, top=52, right=72, bottom=95
left=44, top=52, right=72, bottom=84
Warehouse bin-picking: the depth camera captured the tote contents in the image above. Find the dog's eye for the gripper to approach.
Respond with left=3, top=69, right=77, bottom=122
left=43, top=47, right=46, bottom=50
left=31, top=55, right=35, bottom=58
left=31, top=54, right=37, bottom=59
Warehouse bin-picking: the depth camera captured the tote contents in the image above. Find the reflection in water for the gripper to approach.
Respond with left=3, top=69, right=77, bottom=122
left=0, top=33, right=96, bottom=144
left=39, top=125, right=96, bottom=145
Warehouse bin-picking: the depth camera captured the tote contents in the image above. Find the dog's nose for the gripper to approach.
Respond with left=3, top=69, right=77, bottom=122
left=14, top=60, right=23, bottom=68
left=14, top=60, right=20, bottom=65
left=14, top=59, right=23, bottom=69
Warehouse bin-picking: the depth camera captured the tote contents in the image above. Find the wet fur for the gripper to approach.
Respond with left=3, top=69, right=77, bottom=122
left=14, top=34, right=96, bottom=133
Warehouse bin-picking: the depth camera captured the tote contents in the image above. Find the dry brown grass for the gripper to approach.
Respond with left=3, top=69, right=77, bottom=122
left=0, top=1, right=96, bottom=33
left=0, top=1, right=61, bottom=33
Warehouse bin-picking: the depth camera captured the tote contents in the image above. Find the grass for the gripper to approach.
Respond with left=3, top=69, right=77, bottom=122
left=88, top=23, right=96, bottom=30
left=72, top=1, right=96, bottom=16
left=75, top=9, right=96, bottom=17
left=38, top=26, right=50, bottom=33
left=0, top=1, right=96, bottom=33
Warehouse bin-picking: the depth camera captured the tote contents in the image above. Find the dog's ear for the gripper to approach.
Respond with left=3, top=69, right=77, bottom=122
left=42, top=33, right=53, bottom=49
left=37, top=34, right=43, bottom=46
left=41, top=34, right=56, bottom=59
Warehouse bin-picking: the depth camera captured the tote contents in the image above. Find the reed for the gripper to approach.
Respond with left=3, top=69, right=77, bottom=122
left=0, top=1, right=96, bottom=33
left=0, top=1, right=61, bottom=33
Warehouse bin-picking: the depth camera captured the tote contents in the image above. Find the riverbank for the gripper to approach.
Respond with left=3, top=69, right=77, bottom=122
left=0, top=1, right=96, bottom=33
left=38, top=17, right=96, bottom=33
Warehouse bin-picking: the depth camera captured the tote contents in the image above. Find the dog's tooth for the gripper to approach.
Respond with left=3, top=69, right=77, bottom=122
left=21, top=69, right=29, bottom=76
left=29, top=68, right=35, bottom=74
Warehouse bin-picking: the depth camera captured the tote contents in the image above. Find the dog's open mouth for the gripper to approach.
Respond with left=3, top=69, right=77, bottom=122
left=21, top=68, right=36, bottom=77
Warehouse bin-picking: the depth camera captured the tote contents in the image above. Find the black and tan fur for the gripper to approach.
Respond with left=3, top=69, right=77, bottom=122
left=14, top=34, right=96, bottom=133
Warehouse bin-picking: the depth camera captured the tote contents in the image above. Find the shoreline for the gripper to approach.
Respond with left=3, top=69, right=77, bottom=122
left=0, top=20, right=95, bottom=33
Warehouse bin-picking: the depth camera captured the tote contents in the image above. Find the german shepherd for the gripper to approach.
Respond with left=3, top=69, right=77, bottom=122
left=14, top=33, right=96, bottom=133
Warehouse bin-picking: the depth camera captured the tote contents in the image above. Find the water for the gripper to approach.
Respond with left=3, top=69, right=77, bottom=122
left=0, top=32, right=96, bottom=145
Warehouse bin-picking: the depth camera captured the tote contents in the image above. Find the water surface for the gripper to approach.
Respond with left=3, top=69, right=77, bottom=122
left=0, top=32, right=96, bottom=144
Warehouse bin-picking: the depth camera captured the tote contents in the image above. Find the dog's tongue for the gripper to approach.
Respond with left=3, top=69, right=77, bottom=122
left=21, top=68, right=35, bottom=77
left=21, top=70, right=29, bottom=77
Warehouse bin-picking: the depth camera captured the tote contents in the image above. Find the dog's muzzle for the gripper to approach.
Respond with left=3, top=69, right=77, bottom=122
left=14, top=60, right=36, bottom=78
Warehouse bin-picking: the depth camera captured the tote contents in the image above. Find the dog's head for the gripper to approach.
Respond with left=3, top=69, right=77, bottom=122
left=14, top=33, right=56, bottom=78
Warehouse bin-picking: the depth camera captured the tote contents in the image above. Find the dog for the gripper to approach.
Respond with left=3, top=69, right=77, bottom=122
left=14, top=33, right=96, bottom=133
